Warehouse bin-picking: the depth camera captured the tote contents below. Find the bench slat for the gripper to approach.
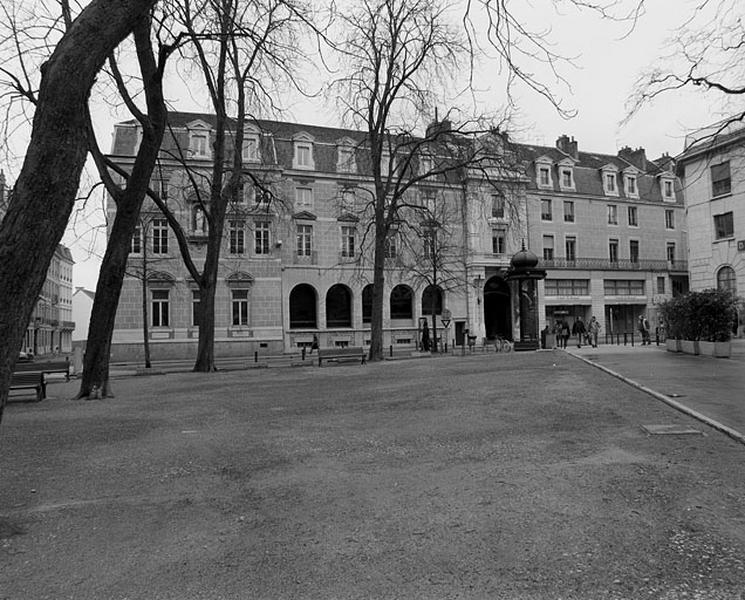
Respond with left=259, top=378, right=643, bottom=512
left=317, top=347, right=366, bottom=366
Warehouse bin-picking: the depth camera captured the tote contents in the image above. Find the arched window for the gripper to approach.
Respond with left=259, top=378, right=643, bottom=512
left=289, top=284, right=317, bottom=329
left=390, top=284, right=413, bottom=320
left=421, top=285, right=443, bottom=316
left=717, top=266, right=737, bottom=294
left=326, top=285, right=352, bottom=328
left=362, top=284, right=374, bottom=324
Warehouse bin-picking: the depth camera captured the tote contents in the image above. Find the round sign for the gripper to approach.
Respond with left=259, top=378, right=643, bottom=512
left=442, top=308, right=451, bottom=320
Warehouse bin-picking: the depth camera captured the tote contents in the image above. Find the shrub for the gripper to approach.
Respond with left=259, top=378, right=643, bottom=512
left=659, top=289, right=737, bottom=342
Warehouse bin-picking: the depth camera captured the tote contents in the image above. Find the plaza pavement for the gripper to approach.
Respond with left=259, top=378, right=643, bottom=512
left=565, top=338, right=745, bottom=445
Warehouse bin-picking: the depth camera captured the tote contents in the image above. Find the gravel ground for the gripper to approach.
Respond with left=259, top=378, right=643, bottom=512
left=1, top=351, right=744, bottom=599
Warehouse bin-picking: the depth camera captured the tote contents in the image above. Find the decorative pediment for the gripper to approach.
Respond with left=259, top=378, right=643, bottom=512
left=186, top=119, right=211, bottom=131
left=600, top=163, right=619, bottom=172
left=535, top=155, right=554, bottom=165
left=147, top=271, right=175, bottom=285
left=622, top=165, right=640, bottom=175
left=336, top=136, right=356, bottom=148
left=293, top=130, right=315, bottom=143
left=226, top=271, right=254, bottom=287
left=557, top=156, right=577, bottom=166
left=337, top=213, right=359, bottom=223
left=292, top=210, right=317, bottom=221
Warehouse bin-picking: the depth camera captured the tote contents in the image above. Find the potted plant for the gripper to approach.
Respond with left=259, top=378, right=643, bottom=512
left=696, top=288, right=737, bottom=358
left=659, top=296, right=683, bottom=352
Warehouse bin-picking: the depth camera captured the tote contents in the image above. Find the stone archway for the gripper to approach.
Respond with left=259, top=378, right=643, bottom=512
left=483, top=276, right=512, bottom=340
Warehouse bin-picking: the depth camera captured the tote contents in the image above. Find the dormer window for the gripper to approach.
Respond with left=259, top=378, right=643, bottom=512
left=293, top=133, right=315, bottom=170
left=561, top=169, right=573, bottom=189
left=601, top=165, right=619, bottom=196
left=623, top=168, right=639, bottom=199
left=337, top=143, right=356, bottom=173
left=661, top=177, right=676, bottom=202
left=189, top=127, right=211, bottom=158
left=535, top=157, right=554, bottom=189
left=242, top=130, right=260, bottom=162
left=420, top=154, right=433, bottom=175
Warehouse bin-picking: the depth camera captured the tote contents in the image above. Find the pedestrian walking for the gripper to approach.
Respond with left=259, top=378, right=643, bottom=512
left=638, top=315, right=651, bottom=345
left=572, top=317, right=586, bottom=348
left=561, top=320, right=570, bottom=349
left=588, top=316, right=600, bottom=348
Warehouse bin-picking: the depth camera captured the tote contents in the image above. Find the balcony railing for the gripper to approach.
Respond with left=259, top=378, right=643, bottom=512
left=541, top=258, right=688, bottom=272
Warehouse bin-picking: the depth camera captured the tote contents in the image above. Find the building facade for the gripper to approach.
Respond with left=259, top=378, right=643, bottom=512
left=107, top=114, right=686, bottom=359
left=523, top=136, right=689, bottom=339
left=677, top=119, right=744, bottom=336
left=1, top=173, right=75, bottom=356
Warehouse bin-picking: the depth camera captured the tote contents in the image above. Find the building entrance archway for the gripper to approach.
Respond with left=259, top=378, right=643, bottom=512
left=483, top=276, right=512, bottom=340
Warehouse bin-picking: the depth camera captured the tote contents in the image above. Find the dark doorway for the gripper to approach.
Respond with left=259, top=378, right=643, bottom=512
left=326, top=284, right=352, bottom=328
left=483, top=276, right=512, bottom=340
left=289, top=284, right=317, bottom=328
left=455, top=321, right=465, bottom=346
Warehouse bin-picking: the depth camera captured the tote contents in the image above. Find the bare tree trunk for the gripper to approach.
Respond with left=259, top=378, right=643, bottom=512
left=194, top=276, right=217, bottom=371
left=141, top=237, right=152, bottom=369
left=0, top=0, right=158, bottom=423
left=369, top=216, right=387, bottom=362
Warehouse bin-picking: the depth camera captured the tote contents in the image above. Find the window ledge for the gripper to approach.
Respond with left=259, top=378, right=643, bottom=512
left=711, top=192, right=732, bottom=200
left=713, top=237, right=735, bottom=244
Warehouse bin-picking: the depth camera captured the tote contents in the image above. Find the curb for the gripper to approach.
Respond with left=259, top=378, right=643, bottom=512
left=567, top=350, right=745, bottom=447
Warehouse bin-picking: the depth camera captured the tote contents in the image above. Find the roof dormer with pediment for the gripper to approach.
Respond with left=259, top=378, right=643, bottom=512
left=535, top=155, right=554, bottom=190
left=600, top=163, right=619, bottom=196
left=292, top=131, right=316, bottom=170
left=657, top=169, right=677, bottom=202
left=622, top=165, right=640, bottom=199
left=557, top=156, right=577, bottom=191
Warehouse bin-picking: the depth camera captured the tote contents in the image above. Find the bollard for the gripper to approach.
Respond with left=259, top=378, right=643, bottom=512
left=631, top=332, right=635, bottom=347
left=444, top=341, right=448, bottom=353
left=623, top=332, right=628, bottom=346
left=254, top=351, right=258, bottom=363
left=390, top=344, right=393, bottom=358
left=302, top=347, right=306, bottom=361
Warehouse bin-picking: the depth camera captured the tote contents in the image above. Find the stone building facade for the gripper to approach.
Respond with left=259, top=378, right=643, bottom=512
left=106, top=113, right=686, bottom=359
left=677, top=119, right=745, bottom=336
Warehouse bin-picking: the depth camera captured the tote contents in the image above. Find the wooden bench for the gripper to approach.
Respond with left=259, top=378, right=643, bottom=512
left=318, top=347, right=366, bottom=367
left=9, top=372, right=46, bottom=402
left=14, top=359, right=70, bottom=381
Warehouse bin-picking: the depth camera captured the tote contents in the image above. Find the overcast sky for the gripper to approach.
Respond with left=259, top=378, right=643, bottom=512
left=66, top=0, right=729, bottom=290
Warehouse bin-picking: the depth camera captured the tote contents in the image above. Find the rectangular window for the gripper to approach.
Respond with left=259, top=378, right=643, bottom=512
left=544, top=279, right=589, bottom=296
left=341, top=226, right=356, bottom=258
left=491, top=194, right=505, bottom=219
left=565, top=236, right=576, bottom=261
left=420, top=155, right=433, bottom=174
left=541, top=199, right=552, bottom=221
left=561, top=169, right=573, bottom=188
left=604, top=279, right=644, bottom=296
left=296, top=143, right=312, bottom=168
left=714, top=211, right=734, bottom=239
left=242, top=136, right=259, bottom=162
left=338, top=147, right=354, bottom=172
left=626, top=175, right=637, bottom=196
left=158, top=179, right=169, bottom=201
left=539, top=166, right=550, bottom=186
left=192, top=290, right=200, bottom=327
left=606, top=173, right=616, bottom=192
left=423, top=192, right=436, bottom=217
left=254, top=221, right=270, bottom=255
left=384, top=236, right=397, bottom=259
left=657, top=276, right=666, bottom=294
left=629, top=240, right=639, bottom=263
left=341, top=190, right=355, bottom=213
left=423, top=229, right=436, bottom=259
left=563, top=200, right=574, bottom=223
left=152, top=218, right=168, bottom=254
left=296, top=224, right=312, bottom=256
left=130, top=226, right=141, bottom=254
left=666, top=242, right=676, bottom=264
left=229, top=220, right=245, bottom=254
left=151, top=289, right=169, bottom=327
left=627, top=206, right=638, bottom=227
left=664, top=180, right=674, bottom=199
left=542, top=235, right=554, bottom=260
left=492, top=229, right=506, bottom=255
left=190, top=132, right=209, bottom=157
left=232, top=289, right=249, bottom=326
left=607, top=204, right=618, bottom=225
left=711, top=162, right=731, bottom=197
left=665, top=209, right=675, bottom=230
left=295, top=187, right=313, bottom=211
left=609, top=239, right=619, bottom=263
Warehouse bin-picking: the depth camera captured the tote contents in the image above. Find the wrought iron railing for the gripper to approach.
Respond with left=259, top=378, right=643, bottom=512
left=540, top=258, right=688, bottom=272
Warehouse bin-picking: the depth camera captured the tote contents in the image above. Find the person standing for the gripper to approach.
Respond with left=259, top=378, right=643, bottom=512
left=561, top=320, right=570, bottom=349
left=638, top=315, right=650, bottom=345
left=588, top=316, right=600, bottom=348
left=310, top=334, right=319, bottom=354
left=572, top=316, right=586, bottom=348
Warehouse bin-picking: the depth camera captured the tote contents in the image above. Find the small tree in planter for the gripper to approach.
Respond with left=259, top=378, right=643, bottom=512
left=659, top=295, right=685, bottom=352
left=661, top=289, right=737, bottom=356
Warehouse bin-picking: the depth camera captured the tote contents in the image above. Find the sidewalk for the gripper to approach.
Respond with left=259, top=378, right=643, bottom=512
left=566, top=339, right=745, bottom=442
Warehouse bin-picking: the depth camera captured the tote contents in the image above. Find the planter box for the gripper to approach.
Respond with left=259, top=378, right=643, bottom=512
left=680, top=339, right=700, bottom=355
left=698, top=340, right=731, bottom=358
left=665, top=338, right=681, bottom=353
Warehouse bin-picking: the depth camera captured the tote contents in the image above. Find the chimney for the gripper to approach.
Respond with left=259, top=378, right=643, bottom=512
left=426, top=118, right=452, bottom=139
left=556, top=135, right=578, bottom=159
left=618, top=146, right=647, bottom=171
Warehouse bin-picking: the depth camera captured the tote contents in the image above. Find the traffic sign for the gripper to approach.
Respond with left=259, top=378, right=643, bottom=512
left=442, top=319, right=451, bottom=328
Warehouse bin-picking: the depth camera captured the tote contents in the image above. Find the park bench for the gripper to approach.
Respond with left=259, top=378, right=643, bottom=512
left=317, top=346, right=366, bottom=367
left=9, top=372, right=46, bottom=402
left=14, top=358, right=70, bottom=381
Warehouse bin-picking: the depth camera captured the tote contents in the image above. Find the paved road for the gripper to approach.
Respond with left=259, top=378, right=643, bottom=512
left=567, top=339, right=745, bottom=442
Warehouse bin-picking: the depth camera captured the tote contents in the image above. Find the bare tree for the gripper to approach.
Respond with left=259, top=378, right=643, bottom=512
left=329, top=0, right=525, bottom=361
left=0, top=0, right=158, bottom=424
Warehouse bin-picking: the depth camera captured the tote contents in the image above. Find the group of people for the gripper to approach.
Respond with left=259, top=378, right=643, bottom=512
left=552, top=316, right=601, bottom=349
